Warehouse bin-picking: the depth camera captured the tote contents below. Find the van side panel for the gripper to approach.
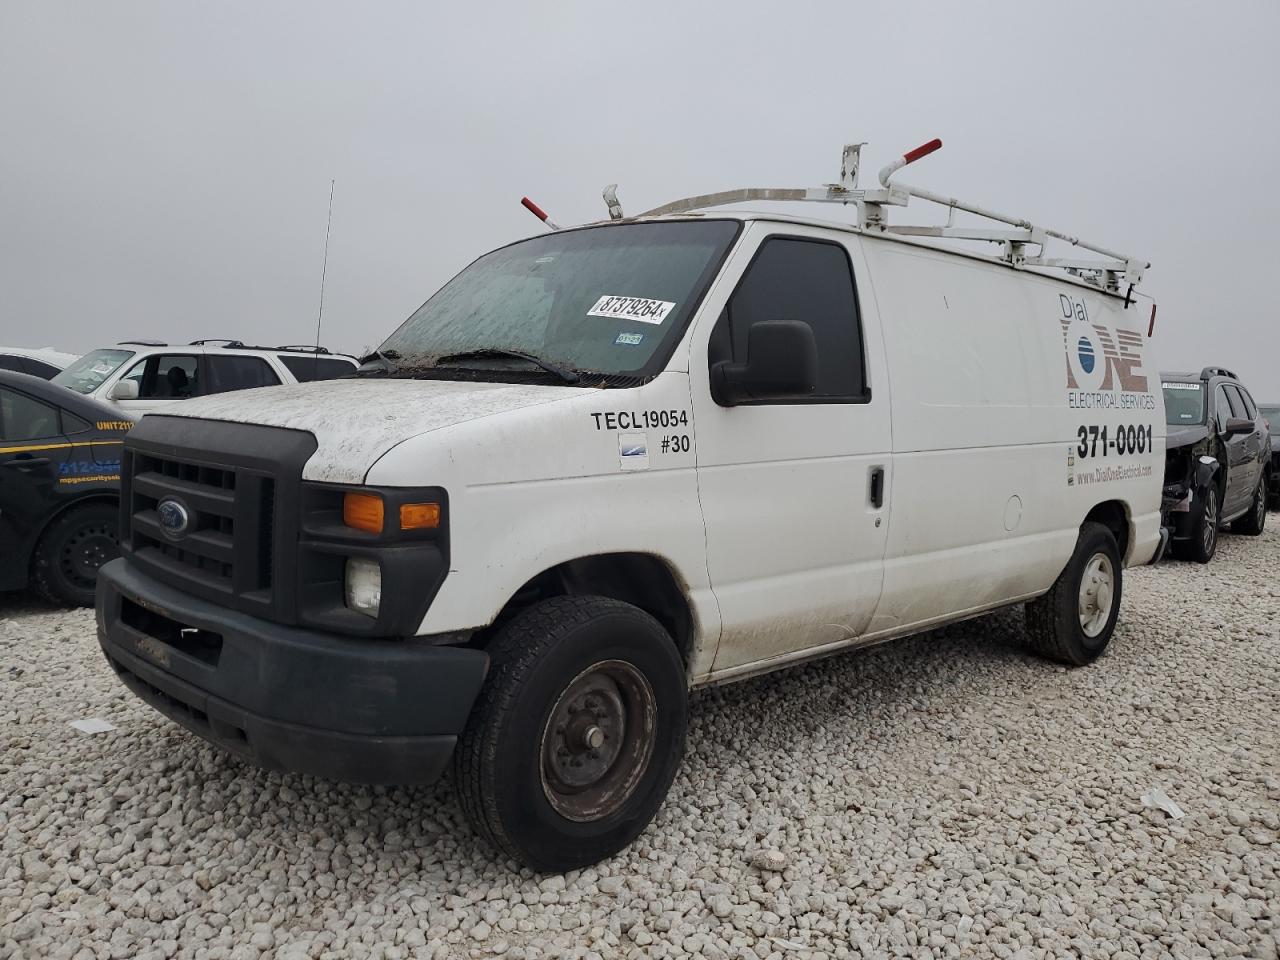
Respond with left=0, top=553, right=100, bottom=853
left=860, top=239, right=1162, bottom=636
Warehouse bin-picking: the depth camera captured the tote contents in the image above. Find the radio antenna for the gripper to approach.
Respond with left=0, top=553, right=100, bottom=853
left=312, top=179, right=335, bottom=375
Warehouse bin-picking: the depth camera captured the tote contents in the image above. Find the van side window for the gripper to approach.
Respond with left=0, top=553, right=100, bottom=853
left=713, top=237, right=866, bottom=401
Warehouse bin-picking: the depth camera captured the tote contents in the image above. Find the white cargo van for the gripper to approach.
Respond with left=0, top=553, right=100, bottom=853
left=96, top=141, right=1164, bottom=871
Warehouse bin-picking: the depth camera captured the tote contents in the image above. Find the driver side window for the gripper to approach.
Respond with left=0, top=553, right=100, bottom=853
left=120, top=355, right=199, bottom=399
left=710, top=236, right=866, bottom=402
left=1215, top=385, right=1234, bottom=433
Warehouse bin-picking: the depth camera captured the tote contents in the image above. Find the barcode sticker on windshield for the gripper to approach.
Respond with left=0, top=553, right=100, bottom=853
left=1162, top=382, right=1201, bottom=391
left=588, top=295, right=676, bottom=325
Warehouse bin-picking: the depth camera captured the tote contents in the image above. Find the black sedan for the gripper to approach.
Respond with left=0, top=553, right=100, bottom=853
left=1, top=370, right=130, bottom=604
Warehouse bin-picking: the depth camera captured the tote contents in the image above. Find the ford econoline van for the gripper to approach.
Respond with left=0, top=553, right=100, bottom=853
left=95, top=142, right=1164, bottom=870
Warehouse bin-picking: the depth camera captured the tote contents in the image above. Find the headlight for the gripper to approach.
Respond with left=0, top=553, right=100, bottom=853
left=344, top=557, right=382, bottom=617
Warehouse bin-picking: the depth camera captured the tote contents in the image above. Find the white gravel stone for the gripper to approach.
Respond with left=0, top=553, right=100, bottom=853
left=2, top=524, right=1279, bottom=959
left=750, top=849, right=790, bottom=872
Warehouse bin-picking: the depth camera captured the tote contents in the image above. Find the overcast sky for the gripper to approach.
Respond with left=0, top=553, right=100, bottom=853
left=2, top=1, right=1278, bottom=396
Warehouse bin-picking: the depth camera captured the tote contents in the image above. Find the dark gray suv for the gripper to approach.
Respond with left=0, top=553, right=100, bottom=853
left=1160, top=367, right=1271, bottom=562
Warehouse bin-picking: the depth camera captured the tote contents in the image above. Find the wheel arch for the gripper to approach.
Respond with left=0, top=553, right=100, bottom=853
left=1083, top=499, right=1131, bottom=563
left=485, top=552, right=697, bottom=668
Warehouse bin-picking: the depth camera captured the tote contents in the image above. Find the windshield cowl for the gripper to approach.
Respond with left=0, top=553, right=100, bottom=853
left=355, top=354, right=638, bottom=389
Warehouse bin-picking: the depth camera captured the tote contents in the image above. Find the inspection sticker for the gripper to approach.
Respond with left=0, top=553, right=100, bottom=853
left=588, top=295, right=676, bottom=325
left=618, top=432, right=649, bottom=471
left=615, top=332, right=644, bottom=346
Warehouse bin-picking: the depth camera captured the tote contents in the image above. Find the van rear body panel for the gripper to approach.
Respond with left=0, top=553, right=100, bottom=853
left=859, top=237, right=1162, bottom=638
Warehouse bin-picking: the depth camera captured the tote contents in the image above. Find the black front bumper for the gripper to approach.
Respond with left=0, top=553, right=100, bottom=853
left=97, top=559, right=488, bottom=785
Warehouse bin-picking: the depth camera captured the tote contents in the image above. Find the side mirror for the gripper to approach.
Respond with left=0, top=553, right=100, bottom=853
left=711, top=320, right=818, bottom=406
left=110, top=380, right=139, bottom=401
left=1224, top=417, right=1254, bottom=437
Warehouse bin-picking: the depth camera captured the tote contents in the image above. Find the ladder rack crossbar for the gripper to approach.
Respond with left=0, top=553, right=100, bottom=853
left=625, top=139, right=1148, bottom=293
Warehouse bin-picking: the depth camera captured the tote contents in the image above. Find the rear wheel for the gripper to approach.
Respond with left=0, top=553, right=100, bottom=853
left=31, top=502, right=119, bottom=606
left=1173, top=485, right=1219, bottom=563
left=454, top=595, right=687, bottom=872
left=1232, top=476, right=1267, bottom=536
left=1025, top=521, right=1122, bottom=666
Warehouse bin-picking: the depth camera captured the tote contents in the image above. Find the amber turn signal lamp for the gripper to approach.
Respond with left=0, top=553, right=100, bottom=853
left=343, top=493, right=384, bottom=533
left=400, top=502, right=441, bottom=530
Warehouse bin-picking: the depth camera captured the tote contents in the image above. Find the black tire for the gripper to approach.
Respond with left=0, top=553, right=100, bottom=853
left=1025, top=521, right=1122, bottom=666
left=1232, top=476, right=1267, bottom=536
left=1172, top=484, right=1219, bottom=563
left=31, top=502, right=120, bottom=606
left=454, top=595, right=687, bottom=872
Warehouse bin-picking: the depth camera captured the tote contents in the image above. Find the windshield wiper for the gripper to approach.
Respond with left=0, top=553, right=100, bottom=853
left=355, top=348, right=402, bottom=377
left=435, top=348, right=581, bottom=384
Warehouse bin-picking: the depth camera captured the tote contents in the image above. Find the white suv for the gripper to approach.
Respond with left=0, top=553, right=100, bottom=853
left=51, top=340, right=358, bottom=419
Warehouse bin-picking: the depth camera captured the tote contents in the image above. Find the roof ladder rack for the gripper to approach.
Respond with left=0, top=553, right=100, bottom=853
left=632, top=138, right=1149, bottom=294
left=276, top=344, right=332, bottom=354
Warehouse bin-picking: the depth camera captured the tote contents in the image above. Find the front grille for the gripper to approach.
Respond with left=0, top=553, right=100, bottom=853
left=120, top=416, right=316, bottom=625
left=128, top=450, right=276, bottom=601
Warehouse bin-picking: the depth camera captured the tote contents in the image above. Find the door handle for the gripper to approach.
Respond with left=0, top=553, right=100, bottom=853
left=869, top=466, right=885, bottom=508
left=3, top=457, right=51, bottom=470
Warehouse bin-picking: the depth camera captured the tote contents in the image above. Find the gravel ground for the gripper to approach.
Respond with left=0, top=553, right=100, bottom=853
left=2, top=526, right=1278, bottom=960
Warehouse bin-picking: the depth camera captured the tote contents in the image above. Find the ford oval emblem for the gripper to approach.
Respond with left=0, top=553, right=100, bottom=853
left=157, top=498, right=191, bottom=538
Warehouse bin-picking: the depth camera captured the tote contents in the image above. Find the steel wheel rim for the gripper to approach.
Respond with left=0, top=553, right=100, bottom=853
left=60, top=523, right=117, bottom=589
left=1203, top=490, right=1218, bottom=553
left=1077, top=552, right=1115, bottom=638
left=539, top=659, right=656, bottom=822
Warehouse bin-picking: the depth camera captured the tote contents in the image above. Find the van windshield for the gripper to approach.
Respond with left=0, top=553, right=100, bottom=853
left=1162, top=381, right=1205, bottom=425
left=376, top=220, right=739, bottom=384
left=52, top=349, right=135, bottom=395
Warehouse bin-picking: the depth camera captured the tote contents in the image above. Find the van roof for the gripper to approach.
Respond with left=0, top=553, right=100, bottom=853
left=562, top=211, right=1148, bottom=302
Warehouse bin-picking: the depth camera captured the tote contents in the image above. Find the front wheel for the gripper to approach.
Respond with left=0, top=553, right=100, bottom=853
left=31, top=502, right=120, bottom=606
left=1024, top=521, right=1122, bottom=666
left=1232, top=476, right=1267, bottom=536
left=454, top=596, right=688, bottom=872
left=1173, top=485, right=1219, bottom=563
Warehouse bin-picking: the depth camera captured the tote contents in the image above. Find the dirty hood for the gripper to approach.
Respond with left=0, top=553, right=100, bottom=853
left=169, top=378, right=577, bottom=482
left=1166, top=424, right=1210, bottom=451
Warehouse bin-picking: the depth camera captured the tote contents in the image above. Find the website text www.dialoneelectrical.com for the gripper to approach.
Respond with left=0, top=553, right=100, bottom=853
left=1074, top=463, right=1153, bottom=485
